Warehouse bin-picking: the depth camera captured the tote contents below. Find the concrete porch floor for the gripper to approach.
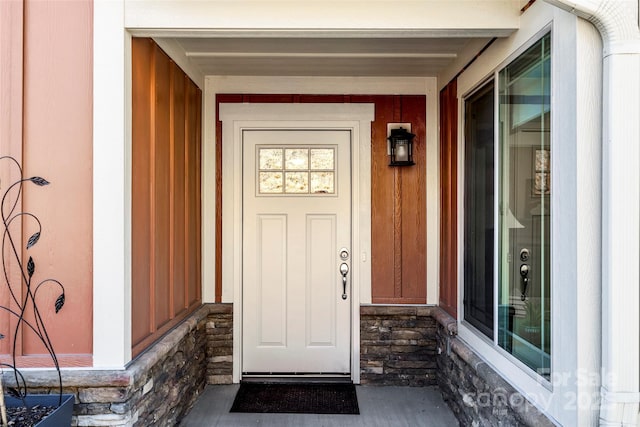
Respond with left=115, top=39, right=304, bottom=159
left=179, top=384, right=459, bottom=426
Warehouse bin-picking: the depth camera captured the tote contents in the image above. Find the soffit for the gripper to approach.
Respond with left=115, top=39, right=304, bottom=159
left=129, top=0, right=521, bottom=78
left=154, top=36, right=489, bottom=77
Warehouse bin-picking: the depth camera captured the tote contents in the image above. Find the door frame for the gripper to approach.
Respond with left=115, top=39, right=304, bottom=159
left=219, top=103, right=375, bottom=383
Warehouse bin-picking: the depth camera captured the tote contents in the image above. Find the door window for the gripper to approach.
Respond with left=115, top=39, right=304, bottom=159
left=257, top=146, right=336, bottom=195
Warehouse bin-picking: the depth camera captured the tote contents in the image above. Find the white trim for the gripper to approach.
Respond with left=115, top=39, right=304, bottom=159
left=425, top=77, right=440, bottom=305
left=128, top=29, right=517, bottom=39
left=201, top=84, right=217, bottom=303
left=543, top=1, right=640, bottom=424
left=123, top=1, right=519, bottom=35
left=219, top=103, right=374, bottom=384
left=186, top=52, right=458, bottom=60
left=572, top=17, right=603, bottom=426
left=206, top=76, right=439, bottom=304
left=207, top=76, right=429, bottom=95
left=93, top=0, right=131, bottom=368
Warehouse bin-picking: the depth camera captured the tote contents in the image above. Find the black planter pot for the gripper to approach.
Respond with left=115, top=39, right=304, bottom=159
left=4, top=394, right=74, bottom=427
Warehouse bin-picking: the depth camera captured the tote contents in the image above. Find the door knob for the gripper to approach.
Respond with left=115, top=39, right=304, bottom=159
left=339, top=263, right=349, bottom=300
left=520, top=264, right=530, bottom=301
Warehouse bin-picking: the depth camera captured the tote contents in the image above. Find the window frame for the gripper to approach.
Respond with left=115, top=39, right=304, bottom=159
left=455, top=4, right=605, bottom=423
left=459, top=27, right=554, bottom=389
left=462, top=78, right=496, bottom=340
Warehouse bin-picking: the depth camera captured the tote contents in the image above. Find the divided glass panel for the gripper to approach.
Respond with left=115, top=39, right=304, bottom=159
left=285, top=172, right=309, bottom=193
left=258, top=146, right=336, bottom=195
left=285, top=148, right=309, bottom=170
left=259, top=172, right=284, bottom=194
left=259, top=148, right=283, bottom=170
left=310, top=149, right=334, bottom=169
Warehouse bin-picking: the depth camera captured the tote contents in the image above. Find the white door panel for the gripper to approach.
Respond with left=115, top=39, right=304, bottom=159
left=242, top=129, right=351, bottom=374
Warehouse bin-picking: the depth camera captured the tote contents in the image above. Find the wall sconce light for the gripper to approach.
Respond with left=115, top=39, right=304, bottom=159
left=387, top=124, right=415, bottom=166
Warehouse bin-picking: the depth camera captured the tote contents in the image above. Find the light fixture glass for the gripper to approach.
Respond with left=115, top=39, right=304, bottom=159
left=388, top=127, right=415, bottom=166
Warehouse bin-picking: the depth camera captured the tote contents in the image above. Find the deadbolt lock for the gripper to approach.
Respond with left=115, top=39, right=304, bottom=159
left=339, top=248, right=350, bottom=260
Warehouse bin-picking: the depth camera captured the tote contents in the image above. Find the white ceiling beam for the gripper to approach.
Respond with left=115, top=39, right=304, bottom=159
left=185, top=52, right=457, bottom=59
left=131, top=29, right=515, bottom=38
left=125, top=1, right=520, bottom=36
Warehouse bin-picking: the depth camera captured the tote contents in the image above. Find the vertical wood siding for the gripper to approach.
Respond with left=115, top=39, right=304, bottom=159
left=132, top=38, right=202, bottom=357
left=216, top=94, right=427, bottom=304
left=0, top=0, right=93, bottom=367
left=172, top=63, right=187, bottom=316
left=132, top=38, right=153, bottom=347
left=398, top=96, right=427, bottom=303
left=439, top=81, right=458, bottom=317
left=186, top=81, right=203, bottom=309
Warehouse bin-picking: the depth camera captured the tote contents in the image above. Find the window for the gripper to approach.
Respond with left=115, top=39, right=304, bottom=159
left=464, top=33, right=551, bottom=376
left=464, top=80, right=495, bottom=339
left=257, top=146, right=336, bottom=195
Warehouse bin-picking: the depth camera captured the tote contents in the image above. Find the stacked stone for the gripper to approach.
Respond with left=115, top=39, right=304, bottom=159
left=133, top=317, right=208, bottom=427
left=206, top=304, right=233, bottom=385
left=435, top=312, right=554, bottom=427
left=3, top=306, right=211, bottom=426
left=360, top=306, right=438, bottom=386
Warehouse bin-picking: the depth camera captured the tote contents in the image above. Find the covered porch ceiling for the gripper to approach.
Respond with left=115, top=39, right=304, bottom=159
left=154, top=35, right=488, bottom=77
left=128, top=0, right=528, bottom=79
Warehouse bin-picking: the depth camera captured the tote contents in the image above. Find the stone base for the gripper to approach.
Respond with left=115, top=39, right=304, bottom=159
left=205, top=304, right=233, bottom=385
left=434, top=310, right=555, bottom=427
left=360, top=306, right=438, bottom=386
left=1, top=304, right=232, bottom=427
left=2, top=303, right=556, bottom=426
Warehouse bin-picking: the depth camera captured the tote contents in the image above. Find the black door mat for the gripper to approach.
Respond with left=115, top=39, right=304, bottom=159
left=230, top=382, right=360, bottom=415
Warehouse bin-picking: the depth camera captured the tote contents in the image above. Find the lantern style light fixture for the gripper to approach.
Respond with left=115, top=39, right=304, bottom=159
left=388, top=126, right=416, bottom=166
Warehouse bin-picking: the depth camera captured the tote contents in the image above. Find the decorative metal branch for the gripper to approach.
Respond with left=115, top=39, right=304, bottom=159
left=0, top=156, right=66, bottom=424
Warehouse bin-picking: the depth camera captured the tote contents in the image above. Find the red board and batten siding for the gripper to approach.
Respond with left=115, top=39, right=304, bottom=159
left=215, top=94, right=427, bottom=304
left=439, top=81, right=458, bottom=318
left=131, top=38, right=202, bottom=357
left=0, top=0, right=93, bottom=367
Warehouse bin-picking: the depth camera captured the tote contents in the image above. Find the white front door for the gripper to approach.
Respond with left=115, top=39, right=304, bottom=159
left=242, top=129, right=352, bottom=375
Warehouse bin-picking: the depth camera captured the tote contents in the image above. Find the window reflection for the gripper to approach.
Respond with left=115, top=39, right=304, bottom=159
left=498, top=33, right=551, bottom=376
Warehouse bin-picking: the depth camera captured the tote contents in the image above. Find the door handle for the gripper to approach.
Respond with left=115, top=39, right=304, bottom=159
left=340, top=263, right=349, bottom=300
left=520, top=264, right=530, bottom=301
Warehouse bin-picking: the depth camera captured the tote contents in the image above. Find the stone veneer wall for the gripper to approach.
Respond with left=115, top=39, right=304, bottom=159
left=434, top=309, right=555, bottom=427
left=360, top=306, right=438, bottom=386
left=1, top=304, right=232, bottom=427
left=4, top=303, right=557, bottom=426
left=206, top=304, right=233, bottom=384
